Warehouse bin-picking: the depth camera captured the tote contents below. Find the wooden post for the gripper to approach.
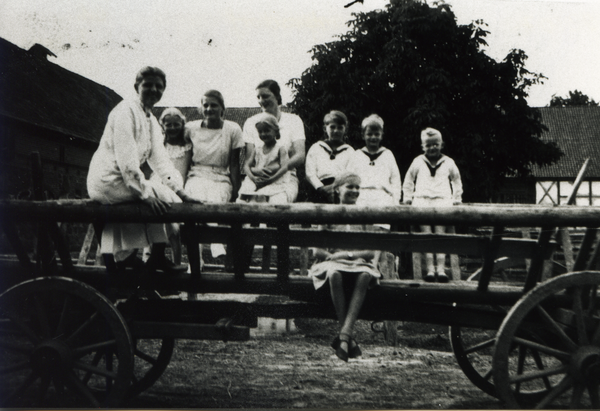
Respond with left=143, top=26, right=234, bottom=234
left=447, top=226, right=461, bottom=280
left=77, top=224, right=96, bottom=265
left=276, top=224, right=290, bottom=282
left=379, top=251, right=399, bottom=348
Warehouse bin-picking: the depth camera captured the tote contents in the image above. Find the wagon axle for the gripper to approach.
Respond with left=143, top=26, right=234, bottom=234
left=571, top=346, right=600, bottom=383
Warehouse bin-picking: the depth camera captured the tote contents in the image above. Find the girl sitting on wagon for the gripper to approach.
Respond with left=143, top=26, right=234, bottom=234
left=308, top=171, right=382, bottom=362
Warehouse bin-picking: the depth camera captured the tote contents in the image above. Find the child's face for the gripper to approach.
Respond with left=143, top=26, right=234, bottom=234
left=324, top=121, right=346, bottom=141
left=362, top=125, right=383, bottom=151
left=422, top=136, right=443, bottom=159
left=162, top=115, right=184, bottom=139
left=337, top=178, right=361, bottom=205
left=256, top=123, right=277, bottom=145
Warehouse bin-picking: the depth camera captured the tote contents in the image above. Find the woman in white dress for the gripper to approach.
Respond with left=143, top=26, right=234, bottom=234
left=242, top=80, right=305, bottom=204
left=184, top=90, right=244, bottom=259
left=87, top=67, right=196, bottom=273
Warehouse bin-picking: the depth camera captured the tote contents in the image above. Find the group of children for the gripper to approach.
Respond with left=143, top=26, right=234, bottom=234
left=155, top=106, right=462, bottom=282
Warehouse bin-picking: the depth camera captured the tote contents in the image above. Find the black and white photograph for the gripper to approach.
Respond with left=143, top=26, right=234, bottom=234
left=1, top=0, right=600, bottom=408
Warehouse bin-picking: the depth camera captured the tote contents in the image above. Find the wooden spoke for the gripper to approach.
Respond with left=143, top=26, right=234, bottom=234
left=73, top=340, right=118, bottom=357
left=54, top=294, right=73, bottom=339
left=463, top=338, right=495, bottom=355
left=65, top=311, right=99, bottom=344
left=535, top=375, right=572, bottom=410
left=82, top=348, right=103, bottom=385
left=483, top=368, right=493, bottom=381
left=572, top=287, right=590, bottom=345
left=509, top=364, right=568, bottom=384
left=73, top=360, right=118, bottom=380
left=0, top=340, right=33, bottom=355
left=0, top=359, right=31, bottom=375
left=3, top=311, right=40, bottom=344
left=536, top=304, right=578, bottom=351
left=588, top=380, right=600, bottom=409
left=530, top=348, right=553, bottom=391
left=570, top=382, right=585, bottom=409
left=31, top=294, right=52, bottom=339
left=3, top=371, right=38, bottom=404
left=134, top=348, right=158, bottom=365
left=515, top=345, right=526, bottom=394
left=64, top=370, right=101, bottom=408
left=36, top=374, right=51, bottom=407
left=513, top=336, right=571, bottom=360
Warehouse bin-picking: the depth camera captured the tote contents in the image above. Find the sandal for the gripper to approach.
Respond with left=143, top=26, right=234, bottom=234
left=349, top=338, right=362, bottom=359
left=336, top=333, right=351, bottom=362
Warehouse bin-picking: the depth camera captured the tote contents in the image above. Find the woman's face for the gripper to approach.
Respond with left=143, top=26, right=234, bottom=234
left=163, top=115, right=184, bottom=141
left=137, top=76, right=165, bottom=109
left=202, top=96, right=224, bottom=122
left=256, top=87, right=279, bottom=114
left=337, top=178, right=361, bottom=205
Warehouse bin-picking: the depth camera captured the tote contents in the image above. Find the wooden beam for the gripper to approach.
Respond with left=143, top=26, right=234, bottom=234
left=3, top=200, right=600, bottom=227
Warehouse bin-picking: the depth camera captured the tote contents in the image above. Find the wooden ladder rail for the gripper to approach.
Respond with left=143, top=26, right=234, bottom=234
left=30, top=152, right=74, bottom=273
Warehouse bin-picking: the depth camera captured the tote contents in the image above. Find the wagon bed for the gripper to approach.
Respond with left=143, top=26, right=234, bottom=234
left=1, top=199, right=599, bottom=409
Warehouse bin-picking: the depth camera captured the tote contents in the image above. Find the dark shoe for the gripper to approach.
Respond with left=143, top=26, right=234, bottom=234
left=331, top=336, right=340, bottom=350
left=437, top=272, right=450, bottom=283
left=424, top=272, right=436, bottom=282
left=336, top=333, right=350, bottom=362
left=349, top=339, right=362, bottom=359
left=146, top=255, right=188, bottom=274
left=115, top=252, right=145, bottom=271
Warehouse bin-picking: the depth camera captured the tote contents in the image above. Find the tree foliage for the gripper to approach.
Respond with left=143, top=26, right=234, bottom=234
left=549, top=90, right=598, bottom=107
left=288, top=0, right=562, bottom=202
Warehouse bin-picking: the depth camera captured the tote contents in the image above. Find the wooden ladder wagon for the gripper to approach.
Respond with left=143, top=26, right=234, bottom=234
left=1, top=199, right=600, bottom=409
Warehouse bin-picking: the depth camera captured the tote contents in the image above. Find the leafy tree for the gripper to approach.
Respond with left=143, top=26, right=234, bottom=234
left=288, top=0, right=562, bottom=202
left=549, top=90, right=598, bottom=107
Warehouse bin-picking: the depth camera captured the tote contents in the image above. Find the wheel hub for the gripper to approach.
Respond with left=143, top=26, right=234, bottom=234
left=30, top=340, right=74, bottom=377
left=570, top=345, right=600, bottom=382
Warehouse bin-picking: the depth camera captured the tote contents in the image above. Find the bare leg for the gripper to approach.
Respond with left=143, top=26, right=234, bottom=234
left=340, top=272, right=372, bottom=338
left=328, top=271, right=347, bottom=323
left=420, top=225, right=435, bottom=274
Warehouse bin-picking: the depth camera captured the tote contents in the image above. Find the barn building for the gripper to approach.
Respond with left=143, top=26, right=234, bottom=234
left=0, top=37, right=122, bottom=199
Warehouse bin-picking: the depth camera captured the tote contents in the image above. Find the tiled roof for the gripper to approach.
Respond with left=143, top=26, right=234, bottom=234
left=0, top=37, right=122, bottom=143
left=153, top=106, right=291, bottom=129
left=533, top=106, right=600, bottom=178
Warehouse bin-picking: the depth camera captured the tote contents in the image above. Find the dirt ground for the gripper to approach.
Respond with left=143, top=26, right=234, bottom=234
left=126, top=319, right=504, bottom=409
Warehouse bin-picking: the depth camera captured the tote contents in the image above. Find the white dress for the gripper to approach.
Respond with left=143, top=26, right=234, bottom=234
left=184, top=119, right=244, bottom=203
left=87, top=99, right=184, bottom=257
left=243, top=112, right=306, bottom=203
left=238, top=141, right=291, bottom=198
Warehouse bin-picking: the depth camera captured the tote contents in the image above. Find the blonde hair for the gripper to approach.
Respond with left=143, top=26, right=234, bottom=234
left=159, top=107, right=186, bottom=125
left=332, top=171, right=361, bottom=190
left=254, top=112, right=281, bottom=139
left=361, top=114, right=384, bottom=131
left=421, top=127, right=443, bottom=143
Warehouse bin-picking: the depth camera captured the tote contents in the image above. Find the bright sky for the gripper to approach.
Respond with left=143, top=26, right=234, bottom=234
left=1, top=0, right=599, bottom=108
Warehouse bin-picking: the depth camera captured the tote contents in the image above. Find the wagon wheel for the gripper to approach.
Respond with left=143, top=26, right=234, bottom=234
left=114, top=292, right=176, bottom=399
left=126, top=337, right=175, bottom=398
left=449, top=307, right=505, bottom=398
left=0, top=276, right=133, bottom=408
left=493, top=271, right=600, bottom=409
left=449, top=267, right=511, bottom=398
